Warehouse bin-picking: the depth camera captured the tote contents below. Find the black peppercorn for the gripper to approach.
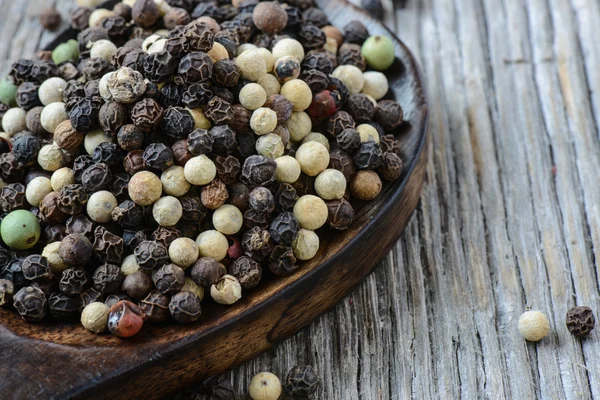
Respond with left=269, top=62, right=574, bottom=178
left=179, top=51, right=213, bottom=85
left=374, top=100, right=404, bottom=131
left=182, top=82, right=213, bottom=109
left=303, top=7, right=328, bottom=26
left=122, top=151, right=145, bottom=176
left=43, top=224, right=66, bottom=244
left=66, top=214, right=95, bottom=241
left=13, top=133, right=41, bottom=167
left=566, top=306, right=596, bottom=337
left=72, top=155, right=94, bottom=183
left=93, top=226, right=124, bottom=265
left=25, top=106, right=47, bottom=135
left=299, top=69, right=329, bottom=94
left=158, top=82, right=184, bottom=108
left=268, top=245, right=298, bottom=277
left=285, top=365, right=319, bottom=397
left=122, top=271, right=154, bottom=300
left=0, top=183, right=26, bottom=213
left=81, top=57, right=114, bottom=81
left=242, top=155, right=277, bottom=187
left=22, top=255, right=53, bottom=282
left=327, top=77, right=350, bottom=106
left=154, top=264, right=186, bottom=295
left=117, top=124, right=145, bottom=151
left=228, top=183, right=250, bottom=212
left=214, top=155, right=241, bottom=185
left=39, top=192, right=68, bottom=224
left=164, top=7, right=191, bottom=29
left=105, top=293, right=131, bottom=308
left=180, top=195, right=207, bottom=223
left=229, top=256, right=261, bottom=290
left=0, top=279, right=14, bottom=308
left=243, top=208, right=270, bottom=229
left=92, top=142, right=124, bottom=168
left=101, top=16, right=129, bottom=39
left=68, top=96, right=102, bottom=132
left=298, top=23, right=326, bottom=50
left=82, top=163, right=113, bottom=192
left=172, top=140, right=193, bottom=166
left=338, top=43, right=367, bottom=71
left=57, top=184, right=88, bottom=215
left=58, top=234, right=93, bottom=266
left=169, top=290, right=202, bottom=323
left=302, top=50, right=334, bottom=75
left=78, top=287, right=104, bottom=312
left=190, top=257, right=224, bottom=288
left=229, top=105, right=252, bottom=134
left=274, top=183, right=298, bottom=211
left=48, top=292, right=78, bottom=320
left=139, top=289, right=170, bottom=323
left=264, top=94, right=293, bottom=125
left=379, top=151, right=403, bottom=181
left=152, top=226, right=181, bottom=247
left=241, top=226, right=273, bottom=261
left=188, top=128, right=214, bottom=156
left=135, top=240, right=170, bottom=270
left=192, top=2, right=218, bottom=19
left=132, top=0, right=160, bottom=28
left=112, top=200, right=145, bottom=229
left=143, top=142, right=174, bottom=171
left=121, top=48, right=147, bottom=72
left=327, top=198, right=354, bottom=230
left=213, top=59, right=239, bottom=87
left=0, top=153, right=24, bottom=183
left=70, top=7, right=92, bottom=31
left=9, top=59, right=34, bottom=85
left=143, top=51, right=177, bottom=83
left=16, top=82, right=42, bottom=111
left=344, top=20, right=369, bottom=45
left=161, top=106, right=195, bottom=140
left=84, top=79, right=100, bottom=99
left=354, top=140, right=383, bottom=170
left=99, top=101, right=128, bottom=135
left=204, top=96, right=233, bottom=126
left=59, top=267, right=89, bottom=296
left=329, top=150, right=356, bottom=180
left=13, top=286, right=47, bottom=322
left=270, top=212, right=299, bottom=244
left=210, top=125, right=237, bottom=156
left=327, top=110, right=355, bottom=137
left=249, top=187, right=275, bottom=214
left=92, top=263, right=124, bottom=295
left=347, top=93, right=375, bottom=123
left=131, top=98, right=164, bottom=133
left=184, top=21, right=215, bottom=52
left=0, top=258, right=27, bottom=290
left=336, top=128, right=361, bottom=154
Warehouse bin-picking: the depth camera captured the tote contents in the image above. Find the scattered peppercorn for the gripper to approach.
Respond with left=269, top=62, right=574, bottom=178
left=566, top=306, right=595, bottom=337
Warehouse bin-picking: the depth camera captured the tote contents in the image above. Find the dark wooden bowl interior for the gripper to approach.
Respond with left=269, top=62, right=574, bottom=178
left=0, top=1, right=428, bottom=398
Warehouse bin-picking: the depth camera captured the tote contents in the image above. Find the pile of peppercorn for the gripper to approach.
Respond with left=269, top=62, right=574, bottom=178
left=0, top=0, right=406, bottom=337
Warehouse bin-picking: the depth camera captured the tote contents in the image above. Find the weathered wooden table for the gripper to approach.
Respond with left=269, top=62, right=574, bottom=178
left=2, top=0, right=600, bottom=398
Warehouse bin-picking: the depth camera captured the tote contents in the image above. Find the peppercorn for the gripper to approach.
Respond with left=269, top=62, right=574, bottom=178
left=59, top=267, right=89, bottom=296
left=2, top=108, right=26, bottom=136
left=249, top=372, right=282, bottom=400
left=134, top=240, right=169, bottom=271
left=210, top=274, right=242, bottom=305
left=376, top=151, right=402, bottom=182
left=212, top=60, right=239, bottom=88
left=273, top=183, right=298, bottom=211
left=131, top=98, right=163, bottom=133
left=178, top=52, right=213, bottom=86
left=204, top=96, right=234, bottom=126
left=129, top=171, right=163, bottom=206
left=0, top=279, right=15, bottom=308
left=201, top=179, right=229, bottom=210
left=249, top=107, right=277, bottom=136
left=21, top=254, right=52, bottom=282
left=132, top=0, right=159, bottom=28
left=15, top=82, right=41, bottom=111
left=81, top=301, right=110, bottom=333
left=566, top=306, right=595, bottom=337
left=243, top=207, right=270, bottom=229
left=362, top=35, right=395, bottom=71
left=326, top=111, right=354, bottom=137
left=120, top=270, right=151, bottom=300
left=24, top=107, right=46, bottom=135
left=92, top=264, right=123, bottom=295
left=0, top=258, right=27, bottom=290
left=188, top=257, right=222, bottom=288
left=184, top=20, right=215, bottom=52
left=343, top=20, right=369, bottom=45
left=93, top=226, right=124, bottom=264
left=70, top=7, right=92, bottom=30
left=240, top=226, right=272, bottom=261
left=48, top=292, right=78, bottom=320
left=354, top=140, right=383, bottom=170
left=151, top=263, right=184, bottom=295
left=303, top=50, right=334, bottom=76
left=37, top=144, right=65, bottom=172
left=68, top=96, right=102, bottom=133
left=285, top=365, right=319, bottom=397
left=14, top=286, right=47, bottom=322
left=336, top=128, right=360, bottom=154
left=518, top=310, right=550, bottom=341
left=337, top=44, right=366, bottom=72
left=0, top=183, right=26, bottom=213
left=1, top=210, right=42, bottom=250
left=167, top=290, right=201, bottom=323
left=350, top=170, right=382, bottom=201
left=373, top=100, right=404, bottom=132
left=172, top=139, right=193, bottom=167
left=224, top=183, right=248, bottom=213
left=105, top=293, right=131, bottom=309
left=108, top=300, right=145, bottom=337
left=78, top=288, right=104, bottom=312
left=269, top=212, right=300, bottom=245
left=56, top=184, right=88, bottom=216
left=164, top=7, right=191, bottom=29
left=196, top=229, right=229, bottom=261
left=64, top=216, right=93, bottom=243
left=58, top=234, right=93, bottom=266
left=226, top=256, right=259, bottom=290
left=39, top=192, right=68, bottom=225
left=137, top=290, right=168, bottom=323
left=142, top=50, right=176, bottom=83
left=324, top=199, right=353, bottom=231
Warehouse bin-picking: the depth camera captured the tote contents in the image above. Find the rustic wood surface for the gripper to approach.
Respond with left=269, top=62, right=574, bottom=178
left=2, top=0, right=599, bottom=398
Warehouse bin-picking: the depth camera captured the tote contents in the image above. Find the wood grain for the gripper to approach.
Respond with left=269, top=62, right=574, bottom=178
left=2, top=0, right=600, bottom=398
left=0, top=1, right=427, bottom=398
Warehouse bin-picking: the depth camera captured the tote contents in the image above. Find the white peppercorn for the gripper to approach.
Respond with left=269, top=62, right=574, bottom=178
left=121, top=254, right=141, bottom=276
left=84, top=130, right=112, bottom=155
left=295, top=141, right=330, bottom=176
left=182, top=277, right=204, bottom=301
left=207, top=42, right=229, bottom=63
left=275, top=155, right=301, bottom=183
left=212, top=204, right=243, bottom=235
left=40, top=102, right=68, bottom=133
left=2, top=107, right=27, bottom=135
left=51, top=167, right=75, bottom=192
left=90, top=39, right=118, bottom=61
left=237, top=43, right=258, bottom=56
left=41, top=241, right=68, bottom=273
left=286, top=111, right=312, bottom=142
left=280, top=79, right=312, bottom=111
left=88, top=8, right=115, bottom=27
left=169, top=237, right=199, bottom=269
left=38, top=144, right=65, bottom=171
left=147, top=39, right=167, bottom=54
left=315, top=169, right=347, bottom=200
left=249, top=372, right=282, bottom=400
left=250, top=107, right=278, bottom=135
left=107, top=67, right=147, bottom=104
left=184, top=155, right=217, bottom=186
left=87, top=190, right=118, bottom=223
left=240, top=83, right=267, bottom=111
left=255, top=48, right=275, bottom=72
left=152, top=196, right=183, bottom=227
left=362, top=71, right=389, bottom=100
left=356, top=124, right=380, bottom=143
left=293, top=195, right=328, bottom=230
left=196, top=229, right=228, bottom=261
left=160, top=166, right=190, bottom=197
left=302, top=132, right=330, bottom=151
left=257, top=74, right=281, bottom=97
left=26, top=176, right=53, bottom=207
left=38, top=77, right=67, bottom=105
left=292, top=228, right=319, bottom=260
left=256, top=133, right=284, bottom=159
left=324, top=36, right=338, bottom=54
left=142, top=34, right=164, bottom=52
left=518, top=310, right=550, bottom=342
left=272, top=38, right=305, bottom=62
left=81, top=301, right=110, bottom=333
left=99, top=72, right=114, bottom=102
left=332, top=65, right=365, bottom=94
left=236, top=49, right=267, bottom=82
left=189, top=107, right=212, bottom=130
left=210, top=274, right=242, bottom=305
left=129, top=171, right=163, bottom=206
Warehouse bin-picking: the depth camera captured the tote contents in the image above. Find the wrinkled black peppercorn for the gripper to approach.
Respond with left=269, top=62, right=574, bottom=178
left=153, top=263, right=186, bottom=295
left=92, top=264, right=124, bottom=295
left=242, top=155, right=277, bottom=187
left=354, top=141, right=383, bottom=170
left=139, top=290, right=170, bottom=323
left=48, top=292, right=79, bottom=320
left=566, top=306, right=596, bottom=337
left=135, top=240, right=170, bottom=270
left=22, top=255, right=53, bottom=282
left=190, top=257, right=224, bottom=288
left=161, top=106, right=195, bottom=139
left=229, top=256, right=261, bottom=289
left=14, top=286, right=47, bottom=322
left=169, top=290, right=202, bottom=323
left=285, top=365, right=320, bottom=397
left=59, top=267, right=89, bottom=296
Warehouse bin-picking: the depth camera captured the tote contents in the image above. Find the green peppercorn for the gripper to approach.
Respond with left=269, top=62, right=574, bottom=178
left=0, top=210, right=41, bottom=250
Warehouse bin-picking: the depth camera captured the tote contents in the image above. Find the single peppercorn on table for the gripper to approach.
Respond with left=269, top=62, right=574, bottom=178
left=1, top=1, right=598, bottom=400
